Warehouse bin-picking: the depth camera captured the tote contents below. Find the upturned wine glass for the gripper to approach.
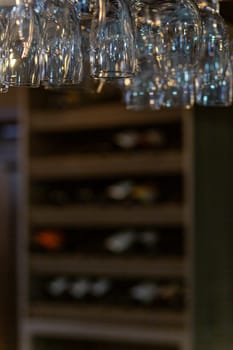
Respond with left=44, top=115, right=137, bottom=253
left=90, top=0, right=136, bottom=79
left=126, top=0, right=202, bottom=109
left=62, top=5, right=83, bottom=85
left=41, top=0, right=83, bottom=87
left=195, top=0, right=232, bottom=106
left=5, top=1, right=42, bottom=87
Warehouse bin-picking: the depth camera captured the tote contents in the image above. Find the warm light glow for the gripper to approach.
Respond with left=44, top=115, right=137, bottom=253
left=9, top=57, right=17, bottom=69
left=124, top=78, right=131, bottom=87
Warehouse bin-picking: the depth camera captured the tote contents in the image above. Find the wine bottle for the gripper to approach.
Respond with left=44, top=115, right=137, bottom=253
left=34, top=176, right=168, bottom=207
left=139, top=129, right=166, bottom=149
left=104, top=230, right=136, bottom=254
left=33, top=275, right=184, bottom=310
left=68, top=278, right=112, bottom=302
left=69, top=278, right=92, bottom=301
left=113, top=128, right=166, bottom=151
left=104, top=229, right=160, bottom=255
left=105, top=180, right=160, bottom=204
left=32, top=183, right=74, bottom=206
left=130, top=282, right=159, bottom=304
left=89, top=278, right=112, bottom=301
left=31, top=226, right=183, bottom=257
left=105, top=180, right=133, bottom=202
left=129, top=281, right=184, bottom=308
left=46, top=187, right=73, bottom=206
left=31, top=229, right=66, bottom=253
left=138, top=230, right=159, bottom=252
left=46, top=276, right=70, bottom=300
left=130, top=183, right=160, bottom=204
left=75, top=187, right=97, bottom=203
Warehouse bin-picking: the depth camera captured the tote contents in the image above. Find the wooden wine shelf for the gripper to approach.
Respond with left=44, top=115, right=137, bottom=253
left=29, top=151, right=183, bottom=179
left=24, top=317, right=186, bottom=346
left=30, top=104, right=182, bottom=132
left=30, top=203, right=184, bottom=227
left=30, top=255, right=185, bottom=278
left=17, top=89, right=194, bottom=350
left=29, top=303, right=185, bottom=328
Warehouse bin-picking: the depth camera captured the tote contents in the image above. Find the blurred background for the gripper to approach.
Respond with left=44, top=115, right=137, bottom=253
left=0, top=3, right=233, bottom=350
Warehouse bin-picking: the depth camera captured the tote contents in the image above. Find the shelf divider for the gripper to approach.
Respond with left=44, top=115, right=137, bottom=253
left=30, top=151, right=183, bottom=179
left=30, top=254, right=185, bottom=278
left=30, top=203, right=184, bottom=227
left=30, top=104, right=182, bottom=132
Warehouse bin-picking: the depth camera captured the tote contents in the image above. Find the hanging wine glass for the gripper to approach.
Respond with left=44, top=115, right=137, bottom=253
left=195, top=0, right=232, bottom=106
left=124, top=0, right=201, bottom=109
left=5, top=0, right=42, bottom=87
left=158, top=0, right=201, bottom=108
left=14, top=0, right=34, bottom=57
left=122, top=1, right=165, bottom=111
left=41, top=0, right=83, bottom=87
left=61, top=5, right=83, bottom=85
left=90, top=0, right=136, bottom=79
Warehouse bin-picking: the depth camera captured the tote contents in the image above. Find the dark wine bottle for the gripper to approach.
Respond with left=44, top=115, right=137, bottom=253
left=31, top=226, right=183, bottom=257
left=89, top=278, right=112, bottom=301
left=69, top=278, right=92, bottom=301
left=130, top=183, right=160, bottom=204
left=46, top=276, right=70, bottom=301
left=105, top=180, right=160, bottom=204
left=113, top=128, right=166, bottom=151
left=104, top=230, right=136, bottom=254
left=104, top=229, right=161, bottom=255
left=33, top=275, right=184, bottom=310
left=138, top=129, right=166, bottom=148
left=31, top=229, right=66, bottom=253
left=130, top=282, right=159, bottom=305
left=129, top=281, right=184, bottom=309
left=46, top=188, right=73, bottom=206
left=33, top=184, right=74, bottom=206
left=68, top=278, right=112, bottom=303
left=105, top=181, right=133, bottom=202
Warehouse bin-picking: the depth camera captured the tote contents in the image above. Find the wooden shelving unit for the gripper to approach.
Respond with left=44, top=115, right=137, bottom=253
left=18, top=89, right=194, bottom=350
